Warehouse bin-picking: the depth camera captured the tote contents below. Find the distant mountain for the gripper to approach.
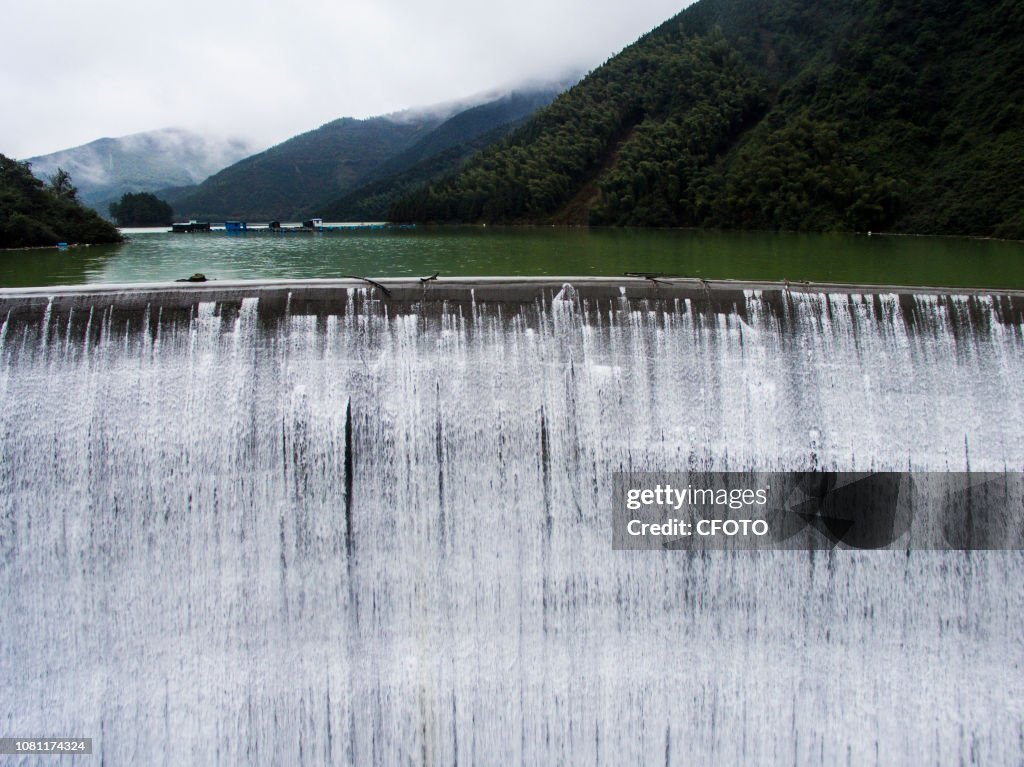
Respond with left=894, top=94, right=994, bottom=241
left=392, top=0, right=1024, bottom=239
left=0, top=154, right=121, bottom=248
left=364, top=89, right=564, bottom=182
left=25, top=128, right=258, bottom=216
left=169, top=116, right=443, bottom=222
left=319, top=88, right=561, bottom=222
left=169, top=84, right=569, bottom=222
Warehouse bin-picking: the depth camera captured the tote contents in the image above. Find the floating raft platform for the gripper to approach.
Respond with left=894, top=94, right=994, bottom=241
left=169, top=221, right=416, bottom=234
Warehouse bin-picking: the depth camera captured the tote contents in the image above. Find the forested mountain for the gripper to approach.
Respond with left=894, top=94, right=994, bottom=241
left=0, top=154, right=122, bottom=248
left=319, top=88, right=560, bottom=221
left=170, top=87, right=564, bottom=222
left=25, top=129, right=256, bottom=216
left=169, top=116, right=440, bottom=221
left=392, top=0, right=1024, bottom=238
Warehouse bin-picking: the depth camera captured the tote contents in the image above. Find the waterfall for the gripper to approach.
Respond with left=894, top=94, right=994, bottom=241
left=1, top=284, right=1022, bottom=764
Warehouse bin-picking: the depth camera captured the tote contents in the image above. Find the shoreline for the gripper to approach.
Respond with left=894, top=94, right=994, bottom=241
left=427, top=222, right=1024, bottom=246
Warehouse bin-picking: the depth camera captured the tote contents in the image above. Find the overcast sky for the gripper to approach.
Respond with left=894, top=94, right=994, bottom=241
left=3, top=0, right=692, bottom=159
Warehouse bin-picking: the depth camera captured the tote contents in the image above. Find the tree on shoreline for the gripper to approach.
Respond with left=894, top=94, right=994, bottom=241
left=47, top=168, right=78, bottom=201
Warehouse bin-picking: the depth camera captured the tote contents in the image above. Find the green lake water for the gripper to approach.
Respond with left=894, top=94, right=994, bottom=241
left=1, top=226, right=1022, bottom=289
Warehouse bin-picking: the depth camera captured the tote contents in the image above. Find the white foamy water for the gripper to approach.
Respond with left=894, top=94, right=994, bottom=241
left=0, top=289, right=1022, bottom=765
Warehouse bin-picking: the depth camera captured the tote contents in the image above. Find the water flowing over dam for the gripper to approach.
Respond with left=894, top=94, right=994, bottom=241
left=1, top=279, right=1023, bottom=765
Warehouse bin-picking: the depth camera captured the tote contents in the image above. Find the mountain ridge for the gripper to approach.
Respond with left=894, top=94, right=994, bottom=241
left=318, top=88, right=561, bottom=222
left=170, top=85, right=567, bottom=221
left=168, top=116, right=441, bottom=221
left=25, top=128, right=257, bottom=216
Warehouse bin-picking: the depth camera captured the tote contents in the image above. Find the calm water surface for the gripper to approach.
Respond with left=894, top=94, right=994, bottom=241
left=1, top=226, right=1022, bottom=288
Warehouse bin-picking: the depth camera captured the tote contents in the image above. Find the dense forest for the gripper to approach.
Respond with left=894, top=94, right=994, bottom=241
left=109, top=192, right=174, bottom=226
left=391, top=0, right=1024, bottom=238
left=0, top=155, right=122, bottom=248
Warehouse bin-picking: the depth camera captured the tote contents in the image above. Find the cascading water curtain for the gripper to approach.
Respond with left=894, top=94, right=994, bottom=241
left=1, top=288, right=1022, bottom=764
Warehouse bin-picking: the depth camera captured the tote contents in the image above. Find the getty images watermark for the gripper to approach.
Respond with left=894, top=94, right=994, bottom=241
left=611, top=472, right=1024, bottom=550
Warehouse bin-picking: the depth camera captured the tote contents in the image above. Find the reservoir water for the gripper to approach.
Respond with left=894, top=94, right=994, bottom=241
left=1, top=226, right=1023, bottom=289
left=1, top=280, right=1022, bottom=764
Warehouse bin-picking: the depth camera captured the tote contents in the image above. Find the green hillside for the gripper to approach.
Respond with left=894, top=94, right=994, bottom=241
left=319, top=89, right=559, bottom=221
left=172, top=116, right=441, bottom=221
left=0, top=155, right=122, bottom=248
left=391, top=0, right=1024, bottom=239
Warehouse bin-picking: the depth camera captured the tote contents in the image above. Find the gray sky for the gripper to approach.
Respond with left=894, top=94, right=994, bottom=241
left=3, top=0, right=692, bottom=159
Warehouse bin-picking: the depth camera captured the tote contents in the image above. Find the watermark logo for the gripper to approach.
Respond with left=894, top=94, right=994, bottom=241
left=611, top=472, right=1024, bottom=550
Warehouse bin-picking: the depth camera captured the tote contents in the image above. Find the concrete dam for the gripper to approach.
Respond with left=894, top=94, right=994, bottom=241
left=1, top=278, right=1022, bottom=765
